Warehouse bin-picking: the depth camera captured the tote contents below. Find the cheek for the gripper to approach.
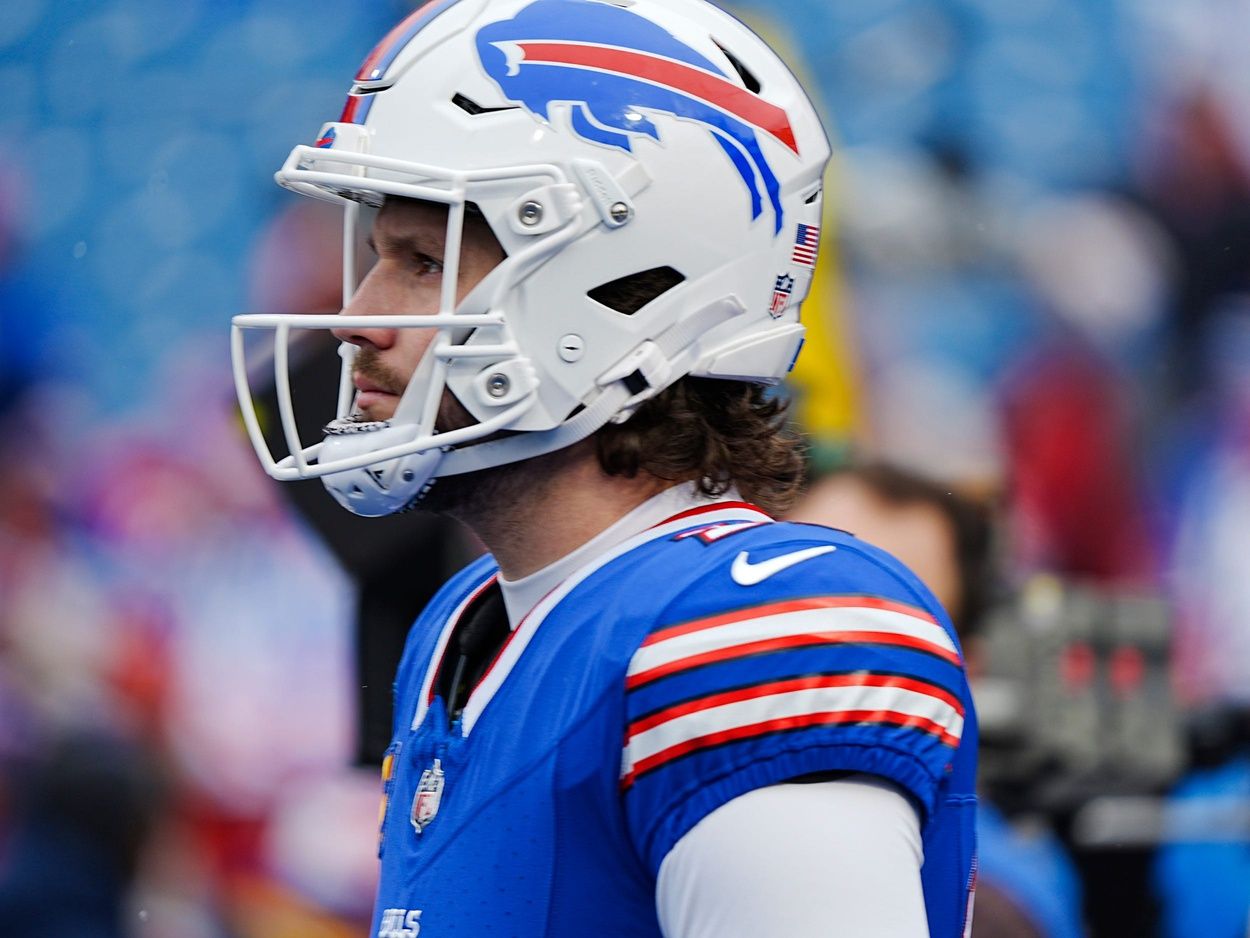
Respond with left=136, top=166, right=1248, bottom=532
left=364, top=262, right=444, bottom=312
left=456, top=243, right=505, bottom=300
left=393, top=326, right=436, bottom=378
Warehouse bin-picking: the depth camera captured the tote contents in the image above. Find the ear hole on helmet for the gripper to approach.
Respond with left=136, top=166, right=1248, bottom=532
left=712, top=40, right=761, bottom=94
left=805, top=188, right=822, bottom=204
left=452, top=93, right=519, bottom=116
left=588, top=267, right=685, bottom=316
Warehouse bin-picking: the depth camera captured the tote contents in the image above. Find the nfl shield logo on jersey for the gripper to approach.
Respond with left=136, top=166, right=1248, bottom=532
left=411, top=759, right=445, bottom=833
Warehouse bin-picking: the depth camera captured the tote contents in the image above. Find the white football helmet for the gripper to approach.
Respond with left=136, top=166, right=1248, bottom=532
left=232, top=0, right=831, bottom=516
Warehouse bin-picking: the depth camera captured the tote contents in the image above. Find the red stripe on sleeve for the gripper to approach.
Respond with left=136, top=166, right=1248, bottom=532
left=627, top=672, right=965, bottom=737
left=627, top=630, right=962, bottom=690
left=642, top=595, right=942, bottom=648
left=621, top=709, right=960, bottom=789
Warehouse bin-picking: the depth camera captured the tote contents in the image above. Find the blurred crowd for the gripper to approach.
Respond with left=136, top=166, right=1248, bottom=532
left=3, top=0, right=1250, bottom=935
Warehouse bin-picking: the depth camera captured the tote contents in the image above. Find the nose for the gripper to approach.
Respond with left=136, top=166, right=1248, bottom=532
left=331, top=265, right=399, bottom=350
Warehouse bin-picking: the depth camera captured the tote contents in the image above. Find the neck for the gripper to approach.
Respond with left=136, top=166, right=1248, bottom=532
left=440, top=441, right=672, bottom=580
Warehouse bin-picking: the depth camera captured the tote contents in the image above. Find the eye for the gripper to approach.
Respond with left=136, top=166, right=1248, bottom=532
left=413, top=253, right=444, bottom=277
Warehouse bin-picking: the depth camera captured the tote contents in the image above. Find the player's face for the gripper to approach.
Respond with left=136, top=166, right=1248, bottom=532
left=332, top=198, right=506, bottom=423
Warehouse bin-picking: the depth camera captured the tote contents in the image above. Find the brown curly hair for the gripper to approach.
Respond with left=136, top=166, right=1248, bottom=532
left=594, top=377, right=805, bottom=517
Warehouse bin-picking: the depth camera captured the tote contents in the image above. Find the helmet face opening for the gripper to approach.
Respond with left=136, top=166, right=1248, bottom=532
left=232, top=0, right=831, bottom=515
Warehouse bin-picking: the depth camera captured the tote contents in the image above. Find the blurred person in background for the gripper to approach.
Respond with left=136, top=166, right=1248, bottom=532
left=1002, top=194, right=1170, bottom=588
left=230, top=1, right=979, bottom=935
left=790, top=463, right=1086, bottom=938
left=1150, top=304, right=1250, bottom=938
left=0, top=121, right=183, bottom=930
left=1152, top=722, right=1250, bottom=938
left=1134, top=89, right=1250, bottom=401
left=1124, top=15, right=1250, bottom=932
left=0, top=729, right=165, bottom=938
left=0, top=395, right=176, bottom=937
left=0, top=378, right=377, bottom=937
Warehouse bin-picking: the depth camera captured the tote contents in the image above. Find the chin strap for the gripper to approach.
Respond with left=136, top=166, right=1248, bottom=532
left=439, top=380, right=632, bottom=475
left=438, top=295, right=745, bottom=477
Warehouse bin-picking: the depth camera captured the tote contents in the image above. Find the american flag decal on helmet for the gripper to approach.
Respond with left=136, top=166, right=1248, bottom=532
left=791, top=223, right=820, bottom=268
left=476, top=0, right=799, bottom=233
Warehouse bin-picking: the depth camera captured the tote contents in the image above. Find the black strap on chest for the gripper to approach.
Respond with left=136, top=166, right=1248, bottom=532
left=434, top=581, right=511, bottom=727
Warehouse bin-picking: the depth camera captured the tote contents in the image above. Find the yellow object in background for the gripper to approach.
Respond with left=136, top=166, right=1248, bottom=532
left=727, top=8, right=863, bottom=472
left=788, top=189, right=863, bottom=473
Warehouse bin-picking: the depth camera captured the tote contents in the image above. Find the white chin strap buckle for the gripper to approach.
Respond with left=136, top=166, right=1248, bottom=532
left=319, top=420, right=445, bottom=517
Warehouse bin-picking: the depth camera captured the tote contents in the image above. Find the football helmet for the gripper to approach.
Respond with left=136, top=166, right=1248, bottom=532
left=232, top=0, right=831, bottom=516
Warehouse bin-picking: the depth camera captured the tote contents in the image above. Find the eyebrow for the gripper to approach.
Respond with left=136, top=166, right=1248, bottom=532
left=369, top=223, right=447, bottom=259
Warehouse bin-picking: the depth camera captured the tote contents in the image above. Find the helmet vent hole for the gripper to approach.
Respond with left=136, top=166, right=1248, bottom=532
left=452, top=93, right=519, bottom=116
left=805, top=188, right=822, bottom=205
left=712, top=41, right=761, bottom=94
left=588, top=267, right=685, bottom=316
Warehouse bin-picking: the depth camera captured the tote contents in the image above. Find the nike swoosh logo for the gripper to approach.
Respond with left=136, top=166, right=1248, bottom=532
left=730, top=545, right=837, bottom=586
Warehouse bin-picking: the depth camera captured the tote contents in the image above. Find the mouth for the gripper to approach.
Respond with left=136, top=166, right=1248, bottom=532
left=353, top=373, right=402, bottom=415
left=353, top=372, right=401, bottom=395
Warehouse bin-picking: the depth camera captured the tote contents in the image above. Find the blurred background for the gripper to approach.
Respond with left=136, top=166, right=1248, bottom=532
left=2, top=0, right=1250, bottom=935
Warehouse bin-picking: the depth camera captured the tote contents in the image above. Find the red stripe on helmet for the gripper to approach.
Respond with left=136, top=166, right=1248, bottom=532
left=515, top=41, right=800, bottom=154
left=356, top=0, right=463, bottom=83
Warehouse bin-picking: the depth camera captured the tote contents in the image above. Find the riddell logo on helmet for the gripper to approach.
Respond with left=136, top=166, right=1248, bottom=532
left=476, top=0, right=799, bottom=233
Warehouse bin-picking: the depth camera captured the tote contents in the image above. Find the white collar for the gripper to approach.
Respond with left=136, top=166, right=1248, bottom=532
left=497, top=482, right=738, bottom=628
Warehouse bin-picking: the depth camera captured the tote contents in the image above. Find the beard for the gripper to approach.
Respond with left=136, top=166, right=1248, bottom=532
left=418, top=462, right=522, bottom=519
left=418, top=438, right=591, bottom=528
left=351, top=345, right=507, bottom=437
left=347, top=346, right=593, bottom=523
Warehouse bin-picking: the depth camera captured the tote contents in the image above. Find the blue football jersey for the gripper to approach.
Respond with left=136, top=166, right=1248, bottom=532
left=372, top=502, right=978, bottom=938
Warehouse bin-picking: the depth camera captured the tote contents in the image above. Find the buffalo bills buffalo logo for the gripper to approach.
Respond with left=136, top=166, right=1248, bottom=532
left=475, top=0, right=799, bottom=233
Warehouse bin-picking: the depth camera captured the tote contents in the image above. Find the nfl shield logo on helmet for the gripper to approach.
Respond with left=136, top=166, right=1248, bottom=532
left=411, top=759, right=445, bottom=834
left=769, top=274, right=795, bottom=318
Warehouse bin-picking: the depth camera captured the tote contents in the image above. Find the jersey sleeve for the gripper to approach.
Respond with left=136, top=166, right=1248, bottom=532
left=620, top=528, right=971, bottom=876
